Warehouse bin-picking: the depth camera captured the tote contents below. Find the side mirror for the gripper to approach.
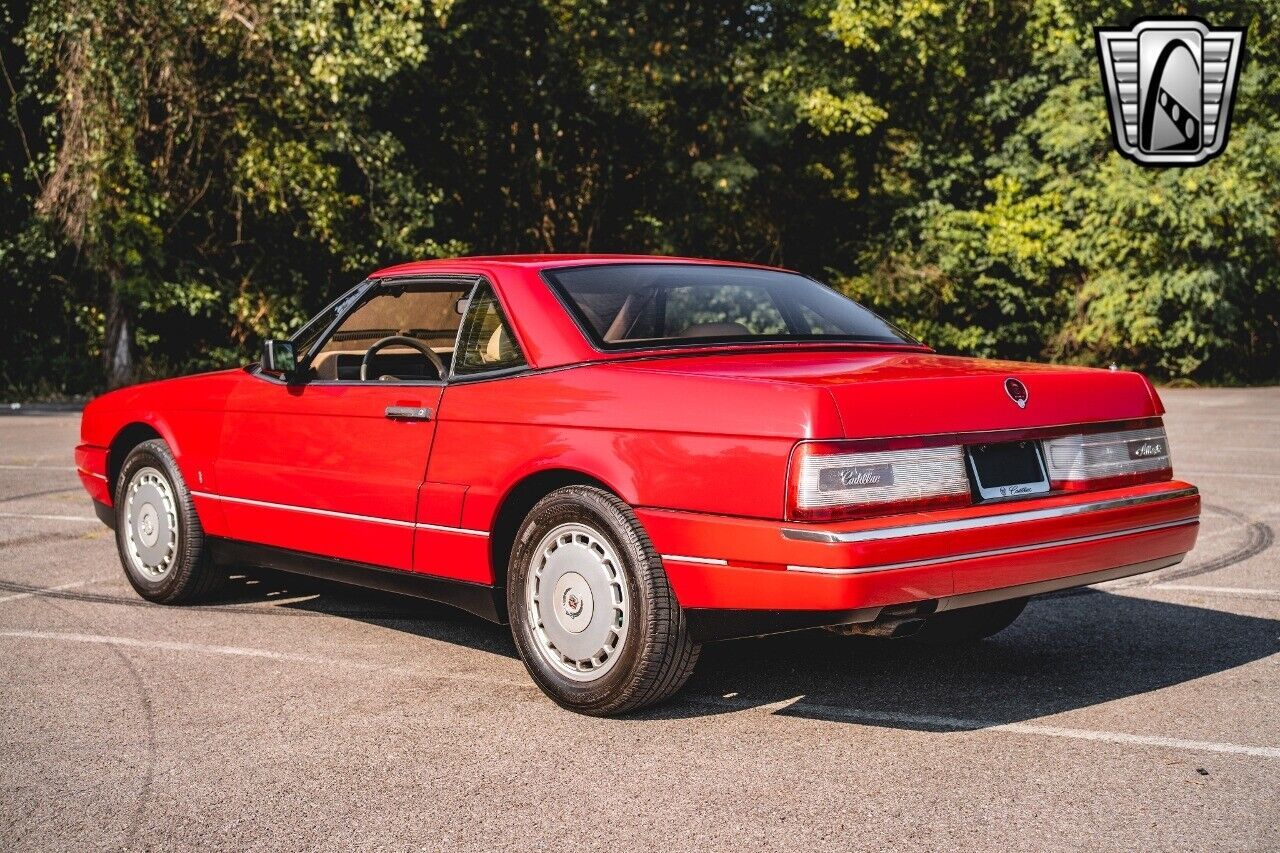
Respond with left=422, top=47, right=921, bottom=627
left=260, top=339, right=298, bottom=378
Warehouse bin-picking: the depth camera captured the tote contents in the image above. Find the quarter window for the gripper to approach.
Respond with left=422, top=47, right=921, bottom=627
left=454, top=283, right=526, bottom=375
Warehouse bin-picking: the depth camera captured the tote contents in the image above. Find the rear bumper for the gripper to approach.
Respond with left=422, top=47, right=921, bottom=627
left=639, top=481, right=1199, bottom=640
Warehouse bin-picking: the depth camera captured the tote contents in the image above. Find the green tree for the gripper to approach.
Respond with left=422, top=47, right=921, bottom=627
left=2, top=0, right=1277, bottom=395
left=842, top=0, right=1280, bottom=380
left=21, top=0, right=458, bottom=387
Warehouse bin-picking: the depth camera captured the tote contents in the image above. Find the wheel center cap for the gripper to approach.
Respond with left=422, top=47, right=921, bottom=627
left=552, top=571, right=594, bottom=634
left=137, top=504, right=160, bottom=548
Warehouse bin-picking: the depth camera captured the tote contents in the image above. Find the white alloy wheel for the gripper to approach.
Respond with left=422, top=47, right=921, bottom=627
left=123, top=465, right=180, bottom=579
left=524, top=521, right=630, bottom=681
left=507, top=485, right=700, bottom=715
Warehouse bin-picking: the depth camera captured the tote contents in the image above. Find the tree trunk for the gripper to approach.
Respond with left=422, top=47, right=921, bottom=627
left=103, top=282, right=134, bottom=389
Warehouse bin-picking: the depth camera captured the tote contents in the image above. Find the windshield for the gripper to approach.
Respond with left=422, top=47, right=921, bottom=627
left=544, top=263, right=914, bottom=350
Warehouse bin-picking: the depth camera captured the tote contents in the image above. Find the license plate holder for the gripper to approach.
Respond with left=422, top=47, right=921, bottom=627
left=966, top=441, right=1050, bottom=501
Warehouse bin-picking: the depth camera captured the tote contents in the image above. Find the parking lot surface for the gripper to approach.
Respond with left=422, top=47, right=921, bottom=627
left=1, top=389, right=1277, bottom=851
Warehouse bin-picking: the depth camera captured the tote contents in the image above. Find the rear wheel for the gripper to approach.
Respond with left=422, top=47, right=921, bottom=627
left=114, top=439, right=222, bottom=604
left=911, top=597, right=1028, bottom=646
left=507, top=486, right=700, bottom=715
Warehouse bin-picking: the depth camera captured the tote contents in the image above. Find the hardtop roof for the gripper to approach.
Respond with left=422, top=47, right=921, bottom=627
left=369, top=254, right=787, bottom=279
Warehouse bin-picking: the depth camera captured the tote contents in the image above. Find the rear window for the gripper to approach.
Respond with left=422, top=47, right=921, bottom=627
left=544, top=263, right=913, bottom=350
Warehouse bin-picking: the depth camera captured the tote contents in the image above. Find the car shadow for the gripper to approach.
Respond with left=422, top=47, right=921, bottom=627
left=210, top=573, right=1278, bottom=730
left=654, top=589, right=1280, bottom=729
left=212, top=569, right=520, bottom=660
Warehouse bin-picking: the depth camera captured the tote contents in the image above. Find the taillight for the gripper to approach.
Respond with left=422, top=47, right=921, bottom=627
left=787, top=441, right=971, bottom=522
left=1042, top=425, right=1172, bottom=491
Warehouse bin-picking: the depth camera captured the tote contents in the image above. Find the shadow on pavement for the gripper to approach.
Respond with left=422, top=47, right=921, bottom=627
left=211, top=571, right=1278, bottom=729
left=659, top=590, right=1280, bottom=728
left=214, top=569, right=519, bottom=659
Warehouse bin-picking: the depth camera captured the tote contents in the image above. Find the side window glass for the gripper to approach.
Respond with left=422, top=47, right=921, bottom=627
left=454, top=283, right=526, bottom=375
left=304, top=283, right=467, bottom=381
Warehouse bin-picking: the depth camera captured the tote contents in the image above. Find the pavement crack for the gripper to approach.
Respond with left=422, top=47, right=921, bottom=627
left=23, top=594, right=160, bottom=847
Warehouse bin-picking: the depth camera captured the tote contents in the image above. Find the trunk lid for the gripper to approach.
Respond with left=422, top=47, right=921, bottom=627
left=616, top=349, right=1161, bottom=438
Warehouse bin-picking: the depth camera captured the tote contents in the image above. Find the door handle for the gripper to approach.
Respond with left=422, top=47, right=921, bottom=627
left=384, top=406, right=433, bottom=421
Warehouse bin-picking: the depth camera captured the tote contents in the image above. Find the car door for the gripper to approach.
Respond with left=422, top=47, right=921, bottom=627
left=214, top=277, right=473, bottom=570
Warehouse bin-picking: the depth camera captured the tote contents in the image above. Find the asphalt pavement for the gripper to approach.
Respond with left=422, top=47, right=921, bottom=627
left=1, top=388, right=1277, bottom=851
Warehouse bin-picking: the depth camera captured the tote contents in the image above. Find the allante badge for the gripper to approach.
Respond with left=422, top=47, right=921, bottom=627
left=1004, top=378, right=1029, bottom=409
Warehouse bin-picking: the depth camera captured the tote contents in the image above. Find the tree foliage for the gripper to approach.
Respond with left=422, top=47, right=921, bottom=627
left=2, top=0, right=1277, bottom=394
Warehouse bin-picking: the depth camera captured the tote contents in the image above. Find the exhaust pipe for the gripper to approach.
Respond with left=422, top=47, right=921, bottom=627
left=826, top=601, right=937, bottom=639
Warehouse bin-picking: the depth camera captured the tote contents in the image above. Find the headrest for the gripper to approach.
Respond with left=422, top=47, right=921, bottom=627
left=486, top=325, right=509, bottom=362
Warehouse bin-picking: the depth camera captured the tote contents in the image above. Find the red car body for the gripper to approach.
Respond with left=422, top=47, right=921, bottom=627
left=76, top=255, right=1199, bottom=640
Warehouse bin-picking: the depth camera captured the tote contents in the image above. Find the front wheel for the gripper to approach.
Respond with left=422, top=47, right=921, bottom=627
left=507, top=486, right=700, bottom=716
left=114, top=439, right=223, bottom=604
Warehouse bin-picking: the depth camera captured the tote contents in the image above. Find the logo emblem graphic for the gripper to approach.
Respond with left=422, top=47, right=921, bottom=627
left=1096, top=18, right=1244, bottom=166
left=1004, top=378, right=1028, bottom=409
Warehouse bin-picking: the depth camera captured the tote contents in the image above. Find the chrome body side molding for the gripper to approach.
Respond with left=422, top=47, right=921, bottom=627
left=190, top=490, right=490, bottom=537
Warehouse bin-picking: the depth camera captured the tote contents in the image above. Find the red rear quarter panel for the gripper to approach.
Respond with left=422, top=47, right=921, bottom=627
left=431, top=363, right=843, bottom=526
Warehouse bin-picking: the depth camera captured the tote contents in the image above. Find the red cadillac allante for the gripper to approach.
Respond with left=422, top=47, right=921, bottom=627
left=76, top=256, right=1199, bottom=714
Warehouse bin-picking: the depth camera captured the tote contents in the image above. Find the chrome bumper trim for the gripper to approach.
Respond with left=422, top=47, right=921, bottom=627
left=785, top=516, right=1199, bottom=576
left=780, top=486, right=1199, bottom=544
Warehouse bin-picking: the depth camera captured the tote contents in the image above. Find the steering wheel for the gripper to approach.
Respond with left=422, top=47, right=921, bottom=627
left=360, top=335, right=446, bottom=381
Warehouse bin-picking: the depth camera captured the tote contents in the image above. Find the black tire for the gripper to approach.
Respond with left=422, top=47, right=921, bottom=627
left=910, top=597, right=1029, bottom=646
left=113, top=439, right=223, bottom=604
left=507, top=485, right=700, bottom=716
